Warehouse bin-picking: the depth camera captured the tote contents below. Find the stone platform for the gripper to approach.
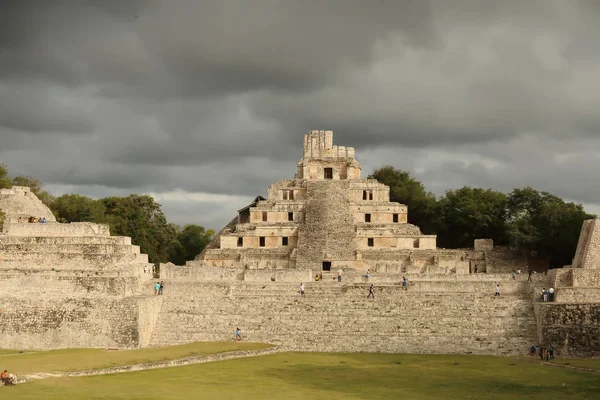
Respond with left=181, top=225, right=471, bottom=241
left=147, top=276, right=538, bottom=355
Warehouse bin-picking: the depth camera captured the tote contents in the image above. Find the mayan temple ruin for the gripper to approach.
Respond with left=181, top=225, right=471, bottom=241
left=1, top=131, right=599, bottom=357
left=199, top=129, right=441, bottom=272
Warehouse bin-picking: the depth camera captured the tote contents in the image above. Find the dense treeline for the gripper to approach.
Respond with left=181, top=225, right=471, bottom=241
left=369, top=166, right=596, bottom=268
left=0, top=165, right=214, bottom=264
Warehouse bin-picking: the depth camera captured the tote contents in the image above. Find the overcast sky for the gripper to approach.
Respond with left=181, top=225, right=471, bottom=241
left=1, top=0, right=599, bottom=230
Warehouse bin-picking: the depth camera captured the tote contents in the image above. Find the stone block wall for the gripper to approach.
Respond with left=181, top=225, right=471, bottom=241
left=160, top=263, right=313, bottom=283
left=3, top=222, right=110, bottom=236
left=296, top=180, right=356, bottom=269
left=0, top=274, right=145, bottom=297
left=148, top=280, right=537, bottom=355
left=474, top=239, right=494, bottom=251
left=160, top=263, right=245, bottom=281
left=484, top=247, right=529, bottom=273
left=0, top=186, right=56, bottom=223
left=243, top=268, right=313, bottom=283
left=137, top=296, right=164, bottom=348
left=572, top=269, right=600, bottom=286
left=0, top=297, right=139, bottom=349
left=554, top=287, right=600, bottom=303
left=538, top=303, right=600, bottom=357
left=572, top=219, right=600, bottom=269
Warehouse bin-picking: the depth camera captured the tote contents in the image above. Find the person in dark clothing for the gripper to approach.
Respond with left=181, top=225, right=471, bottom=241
left=367, top=283, right=375, bottom=299
left=548, top=345, right=555, bottom=360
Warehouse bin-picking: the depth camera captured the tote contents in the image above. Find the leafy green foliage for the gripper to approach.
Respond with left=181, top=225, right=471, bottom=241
left=101, top=195, right=178, bottom=264
left=51, top=194, right=107, bottom=223
left=506, top=187, right=595, bottom=267
left=368, top=166, right=438, bottom=233
left=369, top=166, right=595, bottom=267
left=50, top=193, right=213, bottom=265
left=0, top=164, right=12, bottom=189
left=169, top=224, right=215, bottom=265
left=437, top=187, right=508, bottom=248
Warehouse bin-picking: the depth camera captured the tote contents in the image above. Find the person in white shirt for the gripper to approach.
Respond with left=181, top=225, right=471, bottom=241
left=300, top=283, right=305, bottom=297
left=495, top=284, right=500, bottom=297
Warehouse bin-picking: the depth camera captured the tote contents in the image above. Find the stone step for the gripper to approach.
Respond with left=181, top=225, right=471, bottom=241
left=155, top=279, right=533, bottom=295
left=0, top=243, right=140, bottom=254
left=150, top=288, right=533, bottom=300
left=149, top=329, right=537, bottom=355
left=152, top=320, right=537, bottom=332
left=0, top=252, right=148, bottom=265
left=0, top=236, right=132, bottom=245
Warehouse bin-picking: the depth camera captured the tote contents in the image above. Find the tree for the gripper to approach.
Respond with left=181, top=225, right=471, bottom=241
left=506, top=187, right=595, bottom=267
left=101, top=194, right=178, bottom=264
left=0, top=164, right=11, bottom=189
left=51, top=194, right=106, bottom=223
left=368, top=166, right=438, bottom=233
left=436, top=187, right=508, bottom=248
left=169, top=224, right=215, bottom=265
left=11, top=175, right=55, bottom=206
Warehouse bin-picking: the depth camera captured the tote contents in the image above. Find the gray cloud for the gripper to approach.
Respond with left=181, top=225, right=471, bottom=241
left=1, top=0, right=599, bottom=230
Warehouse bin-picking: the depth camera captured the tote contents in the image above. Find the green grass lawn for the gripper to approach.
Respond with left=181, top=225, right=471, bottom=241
left=5, top=352, right=599, bottom=400
left=0, top=350, right=23, bottom=356
left=551, top=358, right=600, bottom=370
left=0, top=342, right=272, bottom=375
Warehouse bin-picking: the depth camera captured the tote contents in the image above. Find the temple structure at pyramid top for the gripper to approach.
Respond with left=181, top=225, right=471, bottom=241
left=199, top=130, right=454, bottom=272
left=296, top=130, right=361, bottom=180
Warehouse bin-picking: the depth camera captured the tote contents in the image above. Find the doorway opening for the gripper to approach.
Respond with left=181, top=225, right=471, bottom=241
left=322, top=261, right=332, bottom=271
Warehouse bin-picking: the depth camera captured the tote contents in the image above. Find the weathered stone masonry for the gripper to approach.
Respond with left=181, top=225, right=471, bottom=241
left=1, top=131, right=599, bottom=357
left=0, top=187, right=161, bottom=350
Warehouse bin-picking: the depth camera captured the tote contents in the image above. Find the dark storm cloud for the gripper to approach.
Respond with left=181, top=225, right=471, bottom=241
left=0, top=0, right=436, bottom=95
left=1, top=0, right=600, bottom=230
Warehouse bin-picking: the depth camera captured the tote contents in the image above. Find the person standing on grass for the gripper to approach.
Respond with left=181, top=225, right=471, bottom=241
left=548, top=344, right=555, bottom=359
left=300, top=283, right=305, bottom=297
left=495, top=283, right=500, bottom=298
left=367, top=283, right=375, bottom=299
left=235, top=327, right=242, bottom=341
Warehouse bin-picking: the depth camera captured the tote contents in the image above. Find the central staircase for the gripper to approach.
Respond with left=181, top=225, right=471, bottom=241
left=148, top=277, right=538, bottom=355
